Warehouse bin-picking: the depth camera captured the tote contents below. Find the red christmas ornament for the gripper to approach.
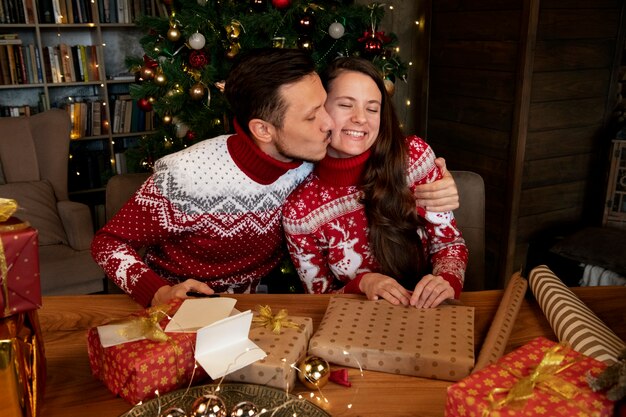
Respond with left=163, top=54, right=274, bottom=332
left=188, top=50, right=209, bottom=68
left=363, top=37, right=383, bottom=57
left=137, top=98, right=153, bottom=112
left=271, top=0, right=290, bottom=9
left=185, top=130, right=196, bottom=141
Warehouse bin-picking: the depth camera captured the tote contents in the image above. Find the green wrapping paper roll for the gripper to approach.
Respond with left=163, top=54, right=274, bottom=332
left=529, top=265, right=625, bottom=364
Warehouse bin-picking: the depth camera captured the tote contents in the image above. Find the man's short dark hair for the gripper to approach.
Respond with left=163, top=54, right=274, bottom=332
left=225, top=48, right=316, bottom=135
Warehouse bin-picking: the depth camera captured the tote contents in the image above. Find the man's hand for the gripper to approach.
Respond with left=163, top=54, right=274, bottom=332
left=409, top=275, right=454, bottom=308
left=151, top=279, right=214, bottom=306
left=360, top=272, right=412, bottom=306
left=414, top=157, right=459, bottom=212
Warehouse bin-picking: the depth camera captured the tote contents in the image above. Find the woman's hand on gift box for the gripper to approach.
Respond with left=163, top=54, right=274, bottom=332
left=360, top=272, right=412, bottom=306
left=409, top=275, right=454, bottom=309
left=151, top=279, right=215, bottom=306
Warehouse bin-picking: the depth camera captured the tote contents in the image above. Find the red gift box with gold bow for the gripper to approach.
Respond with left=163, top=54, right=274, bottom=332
left=0, top=216, right=41, bottom=318
left=445, top=337, right=614, bottom=417
left=86, top=300, right=208, bottom=404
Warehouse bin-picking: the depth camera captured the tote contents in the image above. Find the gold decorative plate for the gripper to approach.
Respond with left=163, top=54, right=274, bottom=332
left=119, top=383, right=331, bottom=416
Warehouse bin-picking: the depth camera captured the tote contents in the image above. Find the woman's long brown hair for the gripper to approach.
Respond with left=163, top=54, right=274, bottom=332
left=321, top=58, right=425, bottom=284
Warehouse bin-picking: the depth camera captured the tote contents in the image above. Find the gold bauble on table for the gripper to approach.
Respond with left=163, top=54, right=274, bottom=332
left=189, top=83, right=205, bottom=100
left=190, top=394, right=227, bottom=417
left=230, top=401, right=259, bottom=417
left=167, top=26, right=182, bottom=42
left=297, top=355, right=330, bottom=390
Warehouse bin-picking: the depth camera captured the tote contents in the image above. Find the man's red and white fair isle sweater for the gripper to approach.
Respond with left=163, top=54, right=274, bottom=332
left=91, top=125, right=313, bottom=307
left=282, top=135, right=468, bottom=298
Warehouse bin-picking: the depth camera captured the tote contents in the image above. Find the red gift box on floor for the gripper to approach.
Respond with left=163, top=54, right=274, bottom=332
left=86, top=301, right=208, bottom=404
left=445, top=337, right=614, bottom=417
left=0, top=217, right=41, bottom=318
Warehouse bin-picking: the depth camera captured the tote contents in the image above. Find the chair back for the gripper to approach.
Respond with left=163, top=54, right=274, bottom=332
left=0, top=109, right=70, bottom=200
left=450, top=170, right=486, bottom=291
left=105, top=172, right=150, bottom=220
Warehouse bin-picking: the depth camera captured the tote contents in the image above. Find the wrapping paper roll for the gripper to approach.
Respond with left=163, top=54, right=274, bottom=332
left=472, top=272, right=527, bottom=372
left=529, top=265, right=625, bottom=364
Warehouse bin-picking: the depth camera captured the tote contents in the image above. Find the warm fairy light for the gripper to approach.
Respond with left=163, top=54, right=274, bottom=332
left=389, top=5, right=394, bottom=10
left=409, top=61, right=413, bottom=66
left=88, top=23, right=95, bottom=27
left=110, top=158, right=114, bottom=165
left=406, top=100, right=411, bottom=106
left=102, top=43, right=106, bottom=47
left=76, top=171, right=80, bottom=175
left=347, top=404, right=353, bottom=409
left=395, top=46, right=400, bottom=53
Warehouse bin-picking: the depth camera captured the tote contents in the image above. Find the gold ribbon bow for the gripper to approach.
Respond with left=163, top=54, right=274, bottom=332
left=0, top=198, right=17, bottom=223
left=484, top=343, right=581, bottom=416
left=118, top=305, right=170, bottom=343
left=252, top=305, right=300, bottom=334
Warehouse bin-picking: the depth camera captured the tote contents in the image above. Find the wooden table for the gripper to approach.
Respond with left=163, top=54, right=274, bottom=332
left=39, top=288, right=626, bottom=417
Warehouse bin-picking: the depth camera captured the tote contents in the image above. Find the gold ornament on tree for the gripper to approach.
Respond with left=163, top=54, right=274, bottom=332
left=154, top=70, right=168, bottom=86
left=167, top=25, right=181, bottom=42
left=384, top=78, right=395, bottom=96
left=189, top=82, right=205, bottom=101
left=139, top=65, right=155, bottom=80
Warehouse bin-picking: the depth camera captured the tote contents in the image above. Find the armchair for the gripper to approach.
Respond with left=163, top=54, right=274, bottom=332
left=0, top=109, right=105, bottom=295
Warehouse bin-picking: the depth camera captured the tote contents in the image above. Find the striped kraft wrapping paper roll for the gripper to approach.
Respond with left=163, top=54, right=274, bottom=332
left=529, top=265, right=625, bottom=364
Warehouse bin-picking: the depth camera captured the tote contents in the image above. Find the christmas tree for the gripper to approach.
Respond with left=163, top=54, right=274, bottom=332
left=125, top=0, right=408, bottom=171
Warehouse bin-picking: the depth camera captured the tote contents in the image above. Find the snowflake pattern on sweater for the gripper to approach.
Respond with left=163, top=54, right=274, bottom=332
left=92, top=132, right=312, bottom=307
left=282, top=136, right=468, bottom=297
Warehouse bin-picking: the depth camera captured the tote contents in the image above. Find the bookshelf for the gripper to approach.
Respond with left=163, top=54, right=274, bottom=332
left=0, top=0, right=159, bottom=215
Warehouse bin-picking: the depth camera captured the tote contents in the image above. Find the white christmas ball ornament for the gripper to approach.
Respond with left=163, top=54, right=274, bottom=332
left=188, top=32, right=206, bottom=50
left=328, top=22, right=345, bottom=39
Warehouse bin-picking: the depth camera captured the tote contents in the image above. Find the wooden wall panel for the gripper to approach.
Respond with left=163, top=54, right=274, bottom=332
left=528, top=98, right=607, bottom=130
left=432, top=11, right=521, bottom=40
left=525, top=126, right=601, bottom=159
left=434, top=0, right=522, bottom=11
left=427, top=119, right=510, bottom=159
left=519, top=181, right=588, bottom=216
left=429, top=68, right=515, bottom=100
left=537, top=10, right=620, bottom=40
left=531, top=70, right=611, bottom=102
left=426, top=0, right=624, bottom=289
left=534, top=40, right=616, bottom=71
left=429, top=95, right=514, bottom=131
left=523, top=154, right=594, bottom=188
left=430, top=40, right=519, bottom=70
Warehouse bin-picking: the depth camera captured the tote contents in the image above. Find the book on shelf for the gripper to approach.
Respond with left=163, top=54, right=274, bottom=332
left=0, top=45, right=10, bottom=85
left=22, top=45, right=33, bottom=84
left=58, top=43, right=73, bottom=83
left=51, top=0, right=63, bottom=23
left=0, top=34, right=22, bottom=46
left=23, top=0, right=35, bottom=23
left=39, top=0, right=54, bottom=23
left=34, top=46, right=43, bottom=83
left=64, top=0, right=74, bottom=24
left=79, top=45, right=89, bottom=82
left=71, top=45, right=83, bottom=82
left=6, top=44, right=18, bottom=85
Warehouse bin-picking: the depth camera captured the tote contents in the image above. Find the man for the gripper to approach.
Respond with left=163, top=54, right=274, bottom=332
left=91, top=48, right=458, bottom=307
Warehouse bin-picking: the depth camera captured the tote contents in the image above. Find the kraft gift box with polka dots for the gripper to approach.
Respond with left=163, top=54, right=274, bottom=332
left=308, top=296, right=475, bottom=381
left=223, top=315, right=313, bottom=391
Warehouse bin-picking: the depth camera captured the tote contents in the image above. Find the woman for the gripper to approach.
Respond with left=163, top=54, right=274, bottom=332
left=282, top=57, right=467, bottom=308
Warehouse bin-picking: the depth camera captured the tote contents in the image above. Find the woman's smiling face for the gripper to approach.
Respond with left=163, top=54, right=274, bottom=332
left=324, top=70, right=382, bottom=159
